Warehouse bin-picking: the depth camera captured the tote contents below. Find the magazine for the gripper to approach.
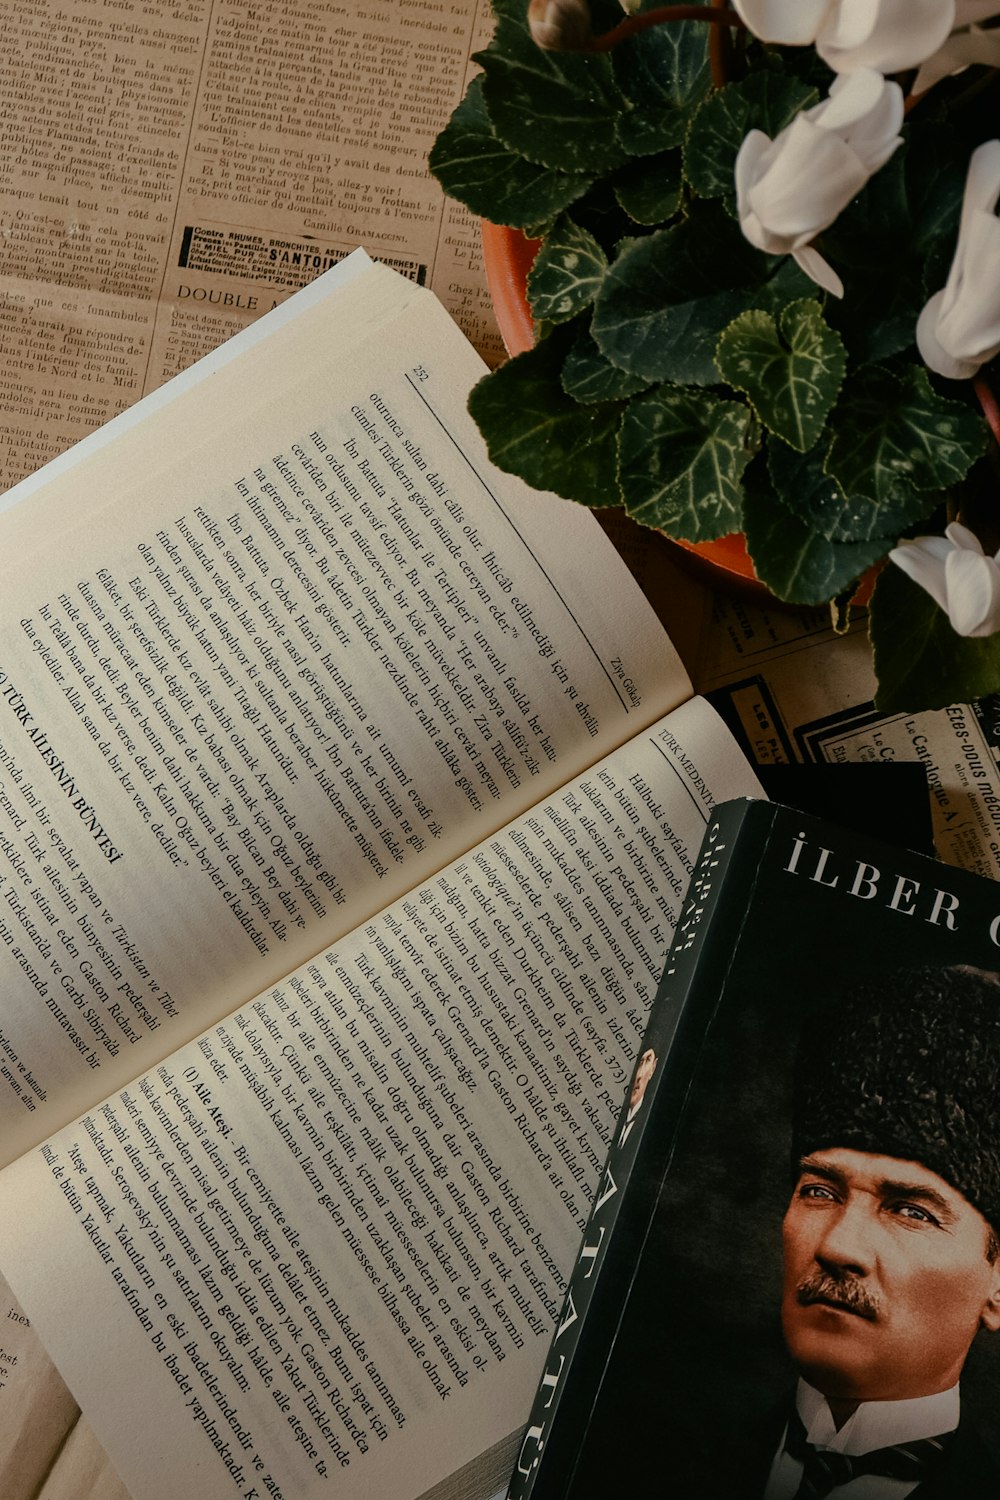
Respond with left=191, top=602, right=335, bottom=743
left=513, top=797, right=1000, bottom=1499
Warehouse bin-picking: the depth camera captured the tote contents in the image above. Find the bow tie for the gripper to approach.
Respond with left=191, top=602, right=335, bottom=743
left=784, top=1406, right=954, bottom=1498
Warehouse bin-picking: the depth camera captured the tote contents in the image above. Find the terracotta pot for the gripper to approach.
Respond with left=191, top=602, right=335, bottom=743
left=481, top=221, right=538, bottom=358
left=480, top=220, right=875, bottom=607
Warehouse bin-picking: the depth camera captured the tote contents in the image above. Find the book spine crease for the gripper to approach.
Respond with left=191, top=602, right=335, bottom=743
left=508, top=797, right=768, bottom=1500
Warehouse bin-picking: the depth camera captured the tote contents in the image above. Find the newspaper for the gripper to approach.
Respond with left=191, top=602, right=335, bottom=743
left=694, top=590, right=1000, bottom=881
left=0, top=0, right=500, bottom=493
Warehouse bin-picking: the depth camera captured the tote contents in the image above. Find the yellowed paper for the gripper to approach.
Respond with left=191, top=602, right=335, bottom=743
left=0, top=1273, right=79, bottom=1499
left=35, top=1417, right=131, bottom=1500
left=694, top=593, right=1000, bottom=878
left=0, top=0, right=500, bottom=493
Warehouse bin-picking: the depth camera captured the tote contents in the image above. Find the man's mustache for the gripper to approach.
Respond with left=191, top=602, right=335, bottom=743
left=796, top=1271, right=881, bottom=1321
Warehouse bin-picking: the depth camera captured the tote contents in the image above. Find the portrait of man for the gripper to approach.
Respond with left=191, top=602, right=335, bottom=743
left=760, top=964, right=1000, bottom=1498
left=617, top=1046, right=657, bottom=1149
left=557, top=959, right=1000, bottom=1500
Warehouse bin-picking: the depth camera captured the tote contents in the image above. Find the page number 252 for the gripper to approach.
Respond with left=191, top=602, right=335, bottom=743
left=412, top=364, right=429, bottom=382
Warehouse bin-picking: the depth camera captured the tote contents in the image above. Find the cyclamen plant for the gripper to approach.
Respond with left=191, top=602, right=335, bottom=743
left=430, top=0, right=1000, bottom=712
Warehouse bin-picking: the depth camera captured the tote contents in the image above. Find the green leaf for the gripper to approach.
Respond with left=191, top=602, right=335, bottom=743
left=742, top=470, right=888, bottom=605
left=717, top=300, right=846, bottom=452
left=562, top=326, right=652, bottom=403
left=592, top=203, right=766, bottom=385
left=468, top=328, right=623, bottom=507
left=745, top=255, right=818, bottom=317
left=490, top=0, right=535, bottom=16
left=683, top=70, right=818, bottom=212
left=478, top=16, right=626, bottom=175
left=871, top=562, right=1000, bottom=713
left=557, top=179, right=641, bottom=257
left=613, top=151, right=683, bottom=225
left=614, top=13, right=711, bottom=156
left=429, top=77, right=591, bottom=229
left=826, top=365, right=988, bottom=503
left=768, top=439, right=935, bottom=544
left=527, top=217, right=608, bottom=325
left=618, top=385, right=756, bottom=540
left=822, top=125, right=966, bottom=363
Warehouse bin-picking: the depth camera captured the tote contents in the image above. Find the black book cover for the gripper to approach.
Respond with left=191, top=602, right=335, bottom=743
left=511, top=799, right=1000, bottom=1499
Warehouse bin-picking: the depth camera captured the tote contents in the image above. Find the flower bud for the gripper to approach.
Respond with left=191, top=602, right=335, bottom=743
left=528, top=0, right=592, bottom=50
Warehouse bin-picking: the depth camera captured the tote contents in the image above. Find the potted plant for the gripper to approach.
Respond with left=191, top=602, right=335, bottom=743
left=429, top=0, right=1000, bottom=713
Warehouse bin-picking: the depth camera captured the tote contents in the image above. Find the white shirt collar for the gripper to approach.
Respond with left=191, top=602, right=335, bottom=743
left=796, top=1378, right=961, bottom=1456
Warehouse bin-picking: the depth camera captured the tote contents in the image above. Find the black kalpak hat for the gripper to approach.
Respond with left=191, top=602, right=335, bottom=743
left=791, top=965, right=1000, bottom=1231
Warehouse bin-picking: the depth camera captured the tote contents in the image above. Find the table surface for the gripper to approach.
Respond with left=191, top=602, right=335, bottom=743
left=1, top=6, right=998, bottom=1500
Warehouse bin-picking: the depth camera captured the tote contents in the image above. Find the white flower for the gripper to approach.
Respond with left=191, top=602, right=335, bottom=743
left=734, top=0, right=832, bottom=46
left=733, top=0, right=958, bottom=73
left=735, top=70, right=903, bottom=297
left=916, top=141, right=1000, bottom=379
left=890, top=522, right=1000, bottom=637
left=955, top=0, right=1000, bottom=23
left=913, top=4, right=1000, bottom=94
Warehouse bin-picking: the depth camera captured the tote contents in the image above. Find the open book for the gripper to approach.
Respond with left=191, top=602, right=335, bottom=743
left=0, top=254, right=763, bottom=1500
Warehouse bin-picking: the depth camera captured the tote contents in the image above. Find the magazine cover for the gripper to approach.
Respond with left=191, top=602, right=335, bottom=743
left=515, top=799, right=1000, bottom=1499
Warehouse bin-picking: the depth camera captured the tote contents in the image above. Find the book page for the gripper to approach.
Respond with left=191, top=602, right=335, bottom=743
left=0, top=262, right=687, bottom=1166
left=0, top=0, right=499, bottom=491
left=0, top=1271, right=80, bottom=1500
left=0, top=699, right=763, bottom=1500
left=34, top=1419, right=130, bottom=1500
left=0, top=1266, right=131, bottom=1500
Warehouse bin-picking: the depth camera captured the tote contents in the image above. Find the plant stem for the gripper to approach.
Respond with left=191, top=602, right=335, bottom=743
left=589, top=5, right=744, bottom=54
left=709, top=0, right=735, bottom=88
left=975, top=376, right=1000, bottom=449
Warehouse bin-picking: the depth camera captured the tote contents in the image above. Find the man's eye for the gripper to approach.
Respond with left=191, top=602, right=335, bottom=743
left=799, top=1182, right=835, bottom=1201
left=892, top=1201, right=938, bottom=1225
